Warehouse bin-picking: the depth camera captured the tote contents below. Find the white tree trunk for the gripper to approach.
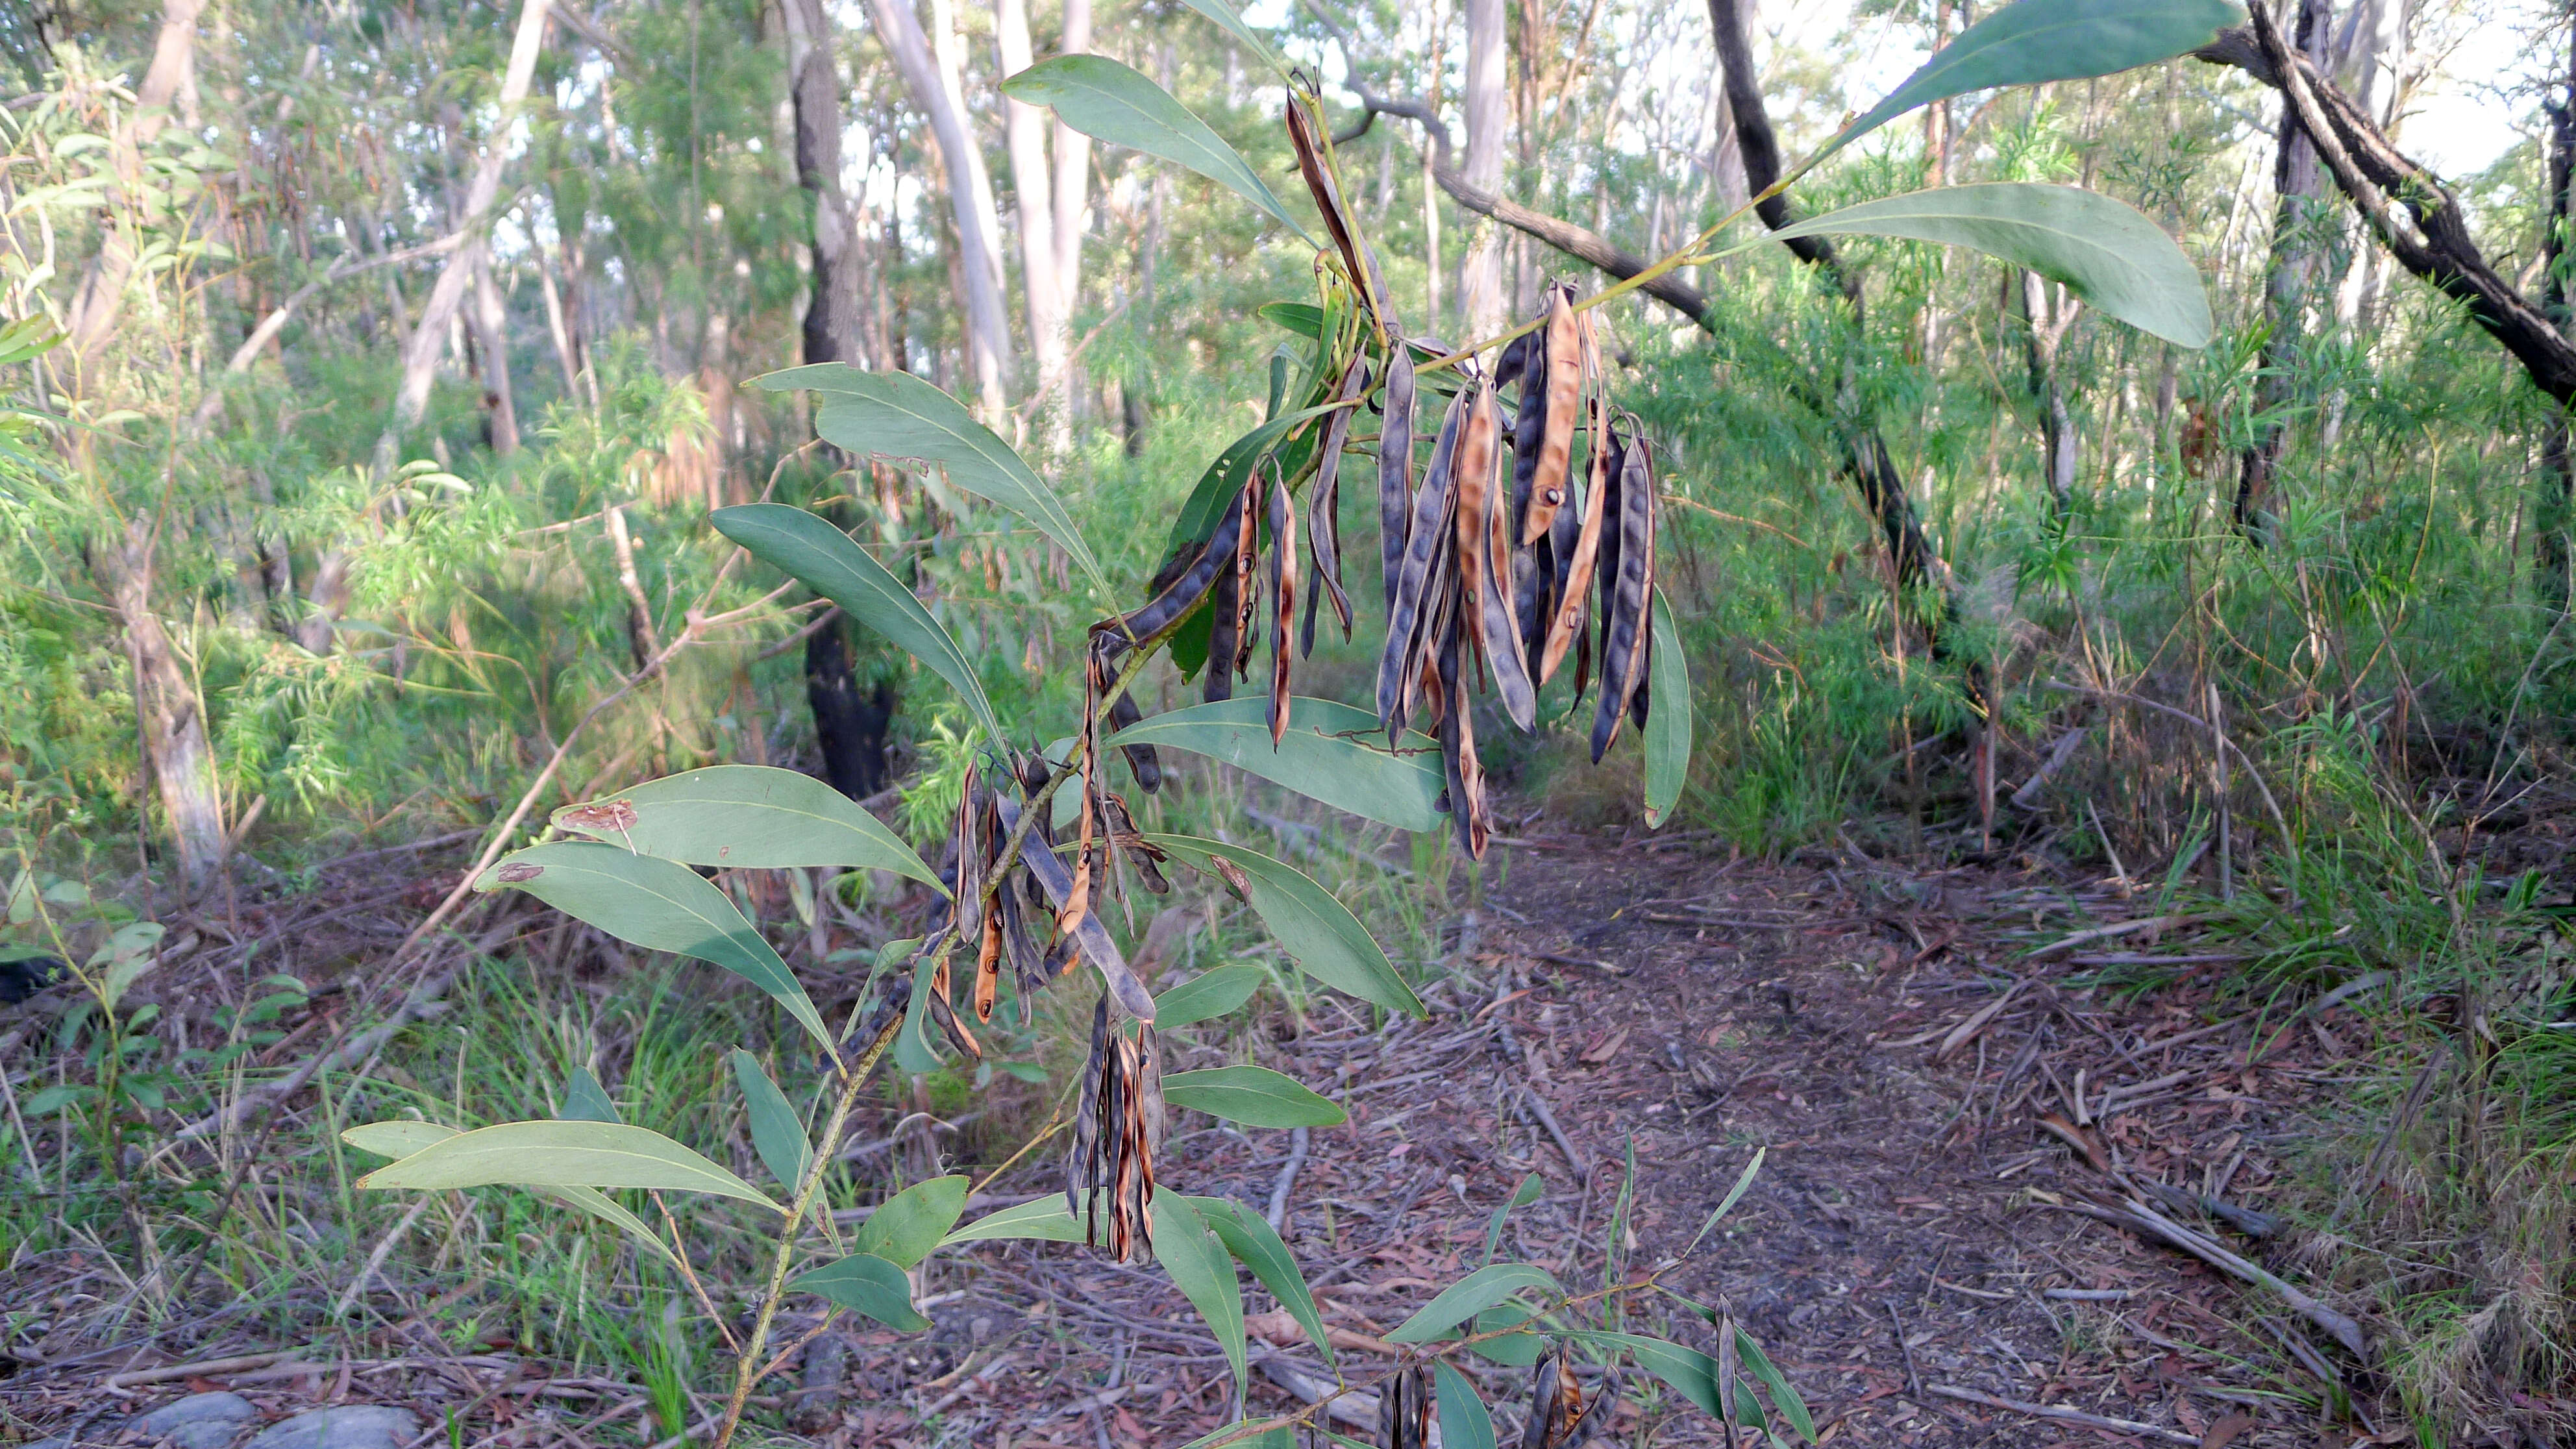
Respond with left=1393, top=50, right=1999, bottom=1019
left=1051, top=0, right=1092, bottom=323
left=997, top=0, right=1065, bottom=402
left=63, top=0, right=207, bottom=373
left=92, top=521, right=228, bottom=891
left=870, top=0, right=1013, bottom=421
left=1459, top=0, right=1509, bottom=340
left=470, top=251, right=519, bottom=454
left=381, top=0, right=552, bottom=452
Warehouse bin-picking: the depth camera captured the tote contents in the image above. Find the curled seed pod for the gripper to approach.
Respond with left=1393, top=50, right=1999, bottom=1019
left=1267, top=462, right=1298, bottom=746
left=1066, top=998, right=1158, bottom=1262
left=1378, top=346, right=1417, bottom=617
left=997, top=793, right=1156, bottom=1023
left=1285, top=97, right=1397, bottom=327
left=1591, top=438, right=1656, bottom=763
left=1379, top=388, right=1465, bottom=742
left=1592, top=422, right=1629, bottom=699
left=1098, top=791, right=1169, bottom=895
left=1453, top=382, right=1501, bottom=649
left=1522, top=288, right=1583, bottom=544
left=924, top=950, right=984, bottom=1060
left=1232, top=477, right=1262, bottom=679
left=1376, top=1363, right=1432, bottom=1449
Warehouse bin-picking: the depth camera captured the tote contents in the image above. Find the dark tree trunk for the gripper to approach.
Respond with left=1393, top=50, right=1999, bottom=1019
left=805, top=617, right=893, bottom=800
left=2542, top=31, right=2576, bottom=608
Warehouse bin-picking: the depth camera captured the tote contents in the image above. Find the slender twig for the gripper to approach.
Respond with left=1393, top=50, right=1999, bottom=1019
left=712, top=1009, right=908, bottom=1449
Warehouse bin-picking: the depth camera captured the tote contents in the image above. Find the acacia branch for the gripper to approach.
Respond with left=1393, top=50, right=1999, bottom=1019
left=2197, top=19, right=2576, bottom=404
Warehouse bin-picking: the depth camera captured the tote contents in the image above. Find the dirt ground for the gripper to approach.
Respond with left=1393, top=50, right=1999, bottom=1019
left=2, top=826, right=2390, bottom=1449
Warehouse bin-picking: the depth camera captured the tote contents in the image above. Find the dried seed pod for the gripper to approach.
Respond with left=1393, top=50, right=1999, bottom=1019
left=1098, top=792, right=1169, bottom=895
left=1232, top=477, right=1263, bottom=679
left=1285, top=97, right=1398, bottom=327
left=1105, top=686, right=1161, bottom=793
left=1379, top=388, right=1465, bottom=742
left=1066, top=997, right=1159, bottom=1261
left=1203, top=486, right=1248, bottom=704
left=997, top=793, right=1157, bottom=1023
left=972, top=911, right=1003, bottom=1022
left=1591, top=423, right=1629, bottom=700
left=1304, top=357, right=1367, bottom=656
left=1508, top=308, right=1550, bottom=541
left=1521, top=288, right=1583, bottom=544
left=1378, top=346, right=1417, bottom=616
left=1266, top=462, right=1298, bottom=746
left=1493, top=329, right=1533, bottom=391
left=997, top=876, right=1048, bottom=1000
left=1376, top=1363, right=1432, bottom=1449
left=1540, top=373, right=1611, bottom=682
left=1591, top=438, right=1657, bottom=763
left=1480, top=423, right=1538, bottom=733
left=1437, top=621, right=1489, bottom=859
left=1096, top=488, right=1246, bottom=668
left=924, top=950, right=984, bottom=1059
left=1453, top=382, right=1501, bottom=645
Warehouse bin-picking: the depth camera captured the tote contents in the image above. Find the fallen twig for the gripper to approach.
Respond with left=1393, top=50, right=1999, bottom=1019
left=2063, top=1196, right=2367, bottom=1359
left=1925, top=1383, right=2197, bottom=1444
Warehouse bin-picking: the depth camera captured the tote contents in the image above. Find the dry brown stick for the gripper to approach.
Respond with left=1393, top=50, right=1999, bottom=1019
left=2024, top=913, right=2202, bottom=960
left=103, top=1350, right=292, bottom=1389
left=2062, top=1197, right=2367, bottom=1359
left=1924, top=1384, right=2197, bottom=1444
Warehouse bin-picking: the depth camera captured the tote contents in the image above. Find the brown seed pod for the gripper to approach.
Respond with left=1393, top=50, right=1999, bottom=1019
left=1437, top=621, right=1489, bottom=859
left=923, top=949, right=984, bottom=1060
left=972, top=911, right=1002, bottom=1022
left=1522, top=288, right=1584, bottom=544
left=1266, top=462, right=1298, bottom=746
left=1304, top=357, right=1366, bottom=656
left=1104, top=686, right=1161, bottom=793
left=1232, top=476, right=1262, bottom=678
left=1480, top=420, right=1537, bottom=733
left=1376, top=1363, right=1433, bottom=1449
left=1284, top=97, right=1397, bottom=328
left=1540, top=362, right=1611, bottom=682
left=1379, top=388, right=1465, bottom=742
left=1453, top=382, right=1501, bottom=648
left=1203, top=486, right=1248, bottom=704
left=1066, top=996, right=1159, bottom=1262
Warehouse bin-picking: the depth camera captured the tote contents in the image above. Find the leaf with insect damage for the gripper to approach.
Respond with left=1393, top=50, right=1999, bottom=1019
left=553, top=765, right=941, bottom=890
left=1146, top=834, right=1424, bottom=1018
left=473, top=841, right=836, bottom=1056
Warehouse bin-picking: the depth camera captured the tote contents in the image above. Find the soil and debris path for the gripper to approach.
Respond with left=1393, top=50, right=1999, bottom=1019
left=1, top=831, right=2378, bottom=1449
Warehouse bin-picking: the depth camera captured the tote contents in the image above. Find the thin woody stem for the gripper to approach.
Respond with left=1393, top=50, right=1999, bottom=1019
left=712, top=1008, right=908, bottom=1449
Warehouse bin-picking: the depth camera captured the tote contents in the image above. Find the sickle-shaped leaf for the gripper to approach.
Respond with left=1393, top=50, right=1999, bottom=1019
left=554, top=765, right=941, bottom=891
left=1642, top=591, right=1692, bottom=828
left=1002, top=56, right=1313, bottom=245
left=1146, top=834, right=1424, bottom=1018
left=353, top=1120, right=778, bottom=1211
left=750, top=367, right=1104, bottom=593
left=1168, top=400, right=1352, bottom=552
left=852, top=1175, right=971, bottom=1269
left=1764, top=183, right=2211, bottom=347
left=712, top=504, right=1002, bottom=745
left=1161, top=1065, right=1346, bottom=1128
left=793, top=1253, right=930, bottom=1331
left=1150, top=1188, right=1248, bottom=1406
left=1817, top=0, right=2244, bottom=167
left=1385, top=1263, right=1559, bottom=1343
left=729, top=1049, right=814, bottom=1190
left=1152, top=963, right=1267, bottom=1030
left=343, top=1121, right=682, bottom=1268
left=939, top=1193, right=1114, bottom=1250
left=1111, top=698, right=1446, bottom=833
left=1189, top=1196, right=1335, bottom=1372
left=1432, top=1361, right=1498, bottom=1449
left=474, top=841, right=835, bottom=1056
left=1564, top=1331, right=1724, bottom=1418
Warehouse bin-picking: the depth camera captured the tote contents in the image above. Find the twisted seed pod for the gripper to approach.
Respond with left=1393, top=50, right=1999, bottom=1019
left=1378, top=388, right=1465, bottom=741
left=1267, top=463, right=1298, bottom=746
left=1592, top=423, right=1629, bottom=696
left=1304, top=357, right=1365, bottom=655
left=1437, top=621, right=1489, bottom=859
left=1521, top=288, right=1583, bottom=544
left=1285, top=98, right=1396, bottom=327
left=1591, top=439, right=1656, bottom=762
left=1540, top=380, right=1610, bottom=682
left=1232, top=477, right=1262, bottom=679
left=1508, top=315, right=1549, bottom=540
left=1378, top=347, right=1417, bottom=615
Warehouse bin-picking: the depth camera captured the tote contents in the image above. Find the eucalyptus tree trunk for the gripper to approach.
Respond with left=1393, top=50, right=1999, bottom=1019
left=997, top=0, right=1066, bottom=418
left=1459, top=0, right=1509, bottom=340
left=782, top=0, right=864, bottom=369
left=62, top=0, right=204, bottom=376
left=90, top=522, right=227, bottom=891
left=2235, top=0, right=2331, bottom=537
left=1050, top=0, right=1091, bottom=337
left=868, top=0, right=1012, bottom=421
left=2542, top=22, right=2576, bottom=610
left=2018, top=271, right=2081, bottom=515
left=469, top=253, right=519, bottom=454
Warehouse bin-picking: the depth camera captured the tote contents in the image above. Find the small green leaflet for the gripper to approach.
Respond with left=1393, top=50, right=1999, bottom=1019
left=1167, top=401, right=1351, bottom=553
left=353, top=1120, right=778, bottom=1213
left=710, top=504, right=1004, bottom=745
left=1816, top=0, right=2244, bottom=168
left=560, top=1067, right=621, bottom=1124
left=1256, top=301, right=1325, bottom=339
left=750, top=364, right=1104, bottom=592
left=1385, top=1263, right=1559, bottom=1344
left=1761, top=183, right=2210, bottom=348
left=1152, top=963, right=1267, bottom=1030
left=729, top=1049, right=813, bottom=1190
left=1110, top=698, right=1446, bottom=834
left=1161, top=1065, right=1346, bottom=1128
left=1002, top=56, right=1313, bottom=245
left=1190, top=1196, right=1334, bottom=1372
left=1147, top=834, right=1424, bottom=1018
left=852, top=1175, right=970, bottom=1269
left=1150, top=1188, right=1248, bottom=1406
left=554, top=764, right=941, bottom=890
left=793, top=1253, right=928, bottom=1331
left=474, top=841, right=836, bottom=1057
left=1642, top=590, right=1691, bottom=827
